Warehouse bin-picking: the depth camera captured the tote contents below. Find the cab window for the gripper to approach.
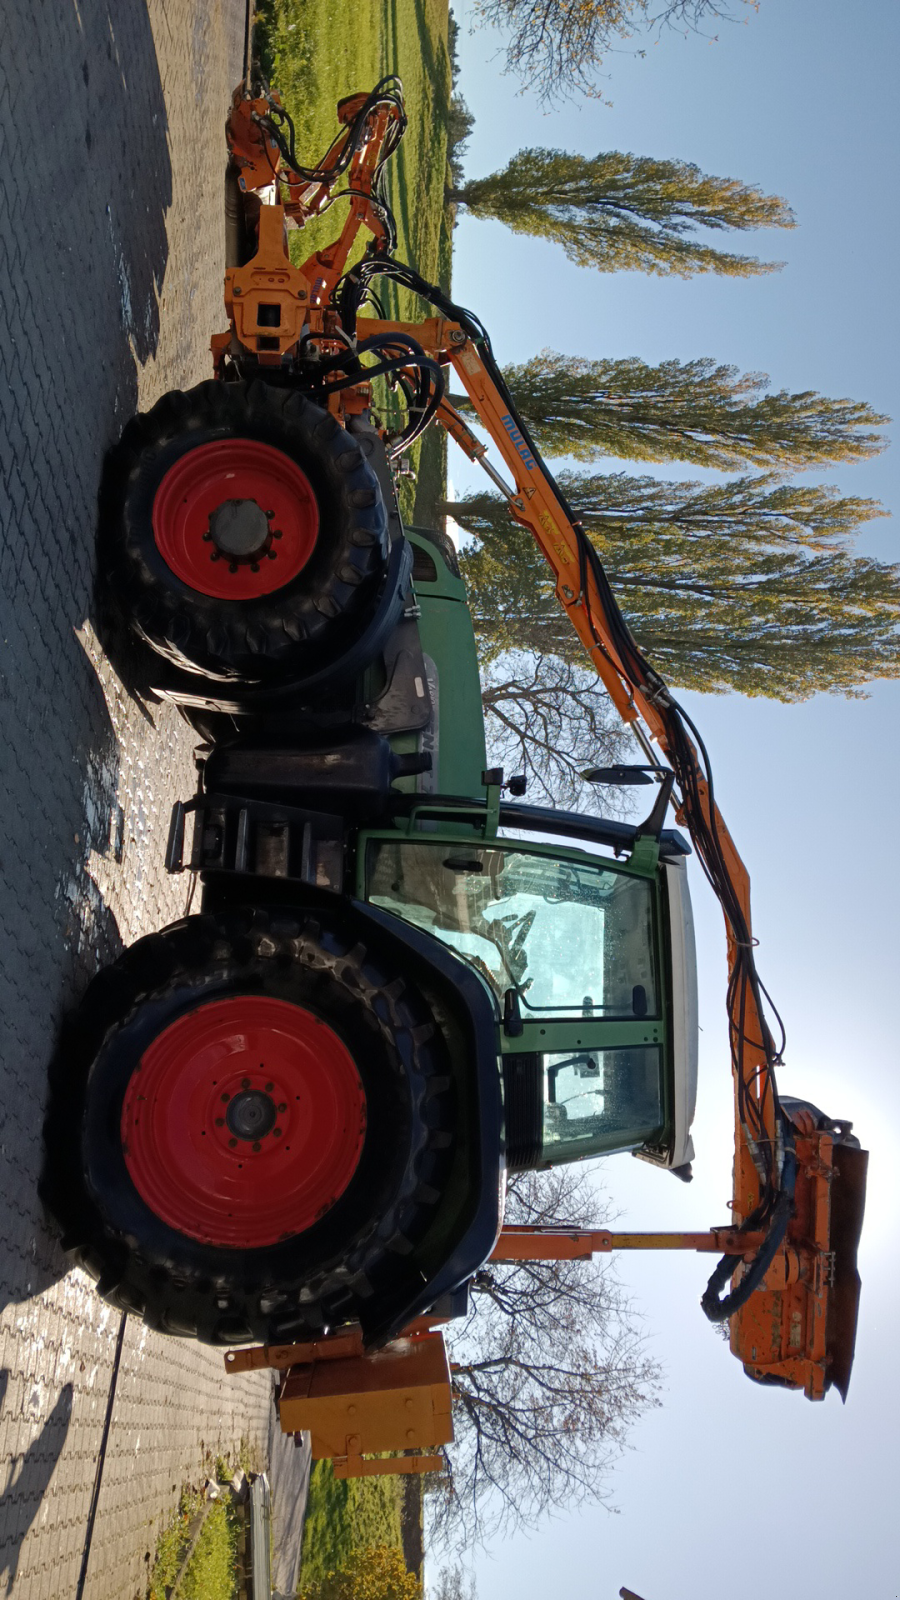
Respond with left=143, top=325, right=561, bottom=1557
left=541, top=1045, right=664, bottom=1161
left=366, top=840, right=658, bottom=1020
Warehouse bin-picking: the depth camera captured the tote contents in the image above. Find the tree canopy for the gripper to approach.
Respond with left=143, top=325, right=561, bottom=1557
left=453, top=351, right=889, bottom=471
left=472, top=0, right=756, bottom=103
left=446, top=473, right=897, bottom=700
left=299, top=1547, right=419, bottom=1600
left=447, top=12, right=475, bottom=191
left=449, top=147, right=792, bottom=277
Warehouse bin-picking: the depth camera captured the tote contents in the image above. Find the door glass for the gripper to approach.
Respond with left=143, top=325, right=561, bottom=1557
left=367, top=840, right=658, bottom=1018
left=542, top=1045, right=664, bottom=1160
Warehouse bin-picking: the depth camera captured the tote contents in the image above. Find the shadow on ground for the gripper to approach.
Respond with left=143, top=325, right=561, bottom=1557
left=0, top=1371, right=74, bottom=1593
left=0, top=0, right=172, bottom=1313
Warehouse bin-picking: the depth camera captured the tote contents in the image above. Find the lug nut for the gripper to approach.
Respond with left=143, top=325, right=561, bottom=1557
left=252, top=1141, right=262, bottom=1152
left=241, top=1078, right=251, bottom=1089
left=215, top=1117, right=224, bottom=1127
left=265, top=1083, right=274, bottom=1092
left=228, top=1137, right=237, bottom=1148
left=273, top=1128, right=282, bottom=1138
left=221, top=1093, right=230, bottom=1103
left=277, top=1102, right=287, bottom=1113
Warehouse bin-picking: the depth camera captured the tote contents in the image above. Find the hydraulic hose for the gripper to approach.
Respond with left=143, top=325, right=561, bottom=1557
left=701, top=1145, right=797, bottom=1322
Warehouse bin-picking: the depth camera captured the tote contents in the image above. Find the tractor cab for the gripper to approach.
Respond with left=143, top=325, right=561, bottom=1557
left=363, top=809, right=698, bottom=1177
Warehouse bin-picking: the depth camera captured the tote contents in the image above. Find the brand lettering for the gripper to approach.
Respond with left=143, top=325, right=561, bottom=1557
left=501, top=413, right=537, bottom=471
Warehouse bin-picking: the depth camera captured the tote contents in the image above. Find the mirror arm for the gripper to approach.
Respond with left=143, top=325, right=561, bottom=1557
left=636, top=771, right=676, bottom=842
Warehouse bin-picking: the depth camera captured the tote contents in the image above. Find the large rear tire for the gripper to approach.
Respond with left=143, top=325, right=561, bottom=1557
left=99, top=380, right=388, bottom=683
left=42, top=910, right=455, bottom=1344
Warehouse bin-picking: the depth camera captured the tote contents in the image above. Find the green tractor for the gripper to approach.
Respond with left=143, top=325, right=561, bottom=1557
left=42, top=379, right=698, bottom=1350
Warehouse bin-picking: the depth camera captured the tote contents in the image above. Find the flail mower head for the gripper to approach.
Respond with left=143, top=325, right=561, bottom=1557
left=729, top=1103, right=868, bottom=1400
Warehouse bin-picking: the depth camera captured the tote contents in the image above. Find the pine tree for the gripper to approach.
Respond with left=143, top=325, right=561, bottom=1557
left=447, top=11, right=475, bottom=190
left=448, top=148, right=792, bottom=277
left=445, top=473, right=898, bottom=701
left=453, top=351, right=889, bottom=471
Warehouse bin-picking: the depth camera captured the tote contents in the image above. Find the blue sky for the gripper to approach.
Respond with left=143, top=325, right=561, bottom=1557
left=444, top=2, right=900, bottom=1595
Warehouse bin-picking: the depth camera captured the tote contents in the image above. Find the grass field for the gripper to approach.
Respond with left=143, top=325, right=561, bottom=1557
left=256, top=0, right=452, bottom=521
left=298, top=1459, right=406, bottom=1591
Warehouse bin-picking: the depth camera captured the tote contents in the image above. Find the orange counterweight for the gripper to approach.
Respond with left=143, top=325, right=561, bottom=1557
left=227, top=1327, right=452, bottom=1480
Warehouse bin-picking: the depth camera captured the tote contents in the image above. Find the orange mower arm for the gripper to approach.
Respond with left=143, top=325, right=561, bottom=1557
left=357, top=312, right=864, bottom=1399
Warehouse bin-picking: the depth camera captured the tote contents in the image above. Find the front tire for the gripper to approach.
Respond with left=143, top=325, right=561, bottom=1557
left=42, top=909, right=455, bottom=1344
left=99, top=380, right=389, bottom=684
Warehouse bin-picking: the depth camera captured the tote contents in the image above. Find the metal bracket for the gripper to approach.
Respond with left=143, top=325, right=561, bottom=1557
left=166, top=793, right=344, bottom=890
left=165, top=798, right=203, bottom=873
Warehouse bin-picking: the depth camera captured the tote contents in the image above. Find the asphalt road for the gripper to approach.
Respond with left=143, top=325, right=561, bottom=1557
left=0, top=5, right=311, bottom=1595
left=268, top=1407, right=312, bottom=1600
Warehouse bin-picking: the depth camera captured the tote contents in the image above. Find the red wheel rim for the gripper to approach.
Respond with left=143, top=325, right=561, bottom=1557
left=152, top=439, right=319, bottom=600
left=121, top=996, right=367, bottom=1248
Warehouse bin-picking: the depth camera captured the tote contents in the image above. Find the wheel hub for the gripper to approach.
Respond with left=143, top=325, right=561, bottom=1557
left=120, top=995, right=367, bottom=1248
left=225, top=1087, right=277, bottom=1141
left=207, top=497, right=272, bottom=562
left=151, top=438, right=320, bottom=600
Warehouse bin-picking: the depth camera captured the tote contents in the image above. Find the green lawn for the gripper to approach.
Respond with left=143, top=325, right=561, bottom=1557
left=256, top=0, right=452, bottom=521
left=260, top=0, right=450, bottom=306
left=298, top=1459, right=405, bottom=1591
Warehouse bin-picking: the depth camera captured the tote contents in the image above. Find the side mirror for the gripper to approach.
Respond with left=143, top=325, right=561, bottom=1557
left=581, top=765, right=655, bottom=786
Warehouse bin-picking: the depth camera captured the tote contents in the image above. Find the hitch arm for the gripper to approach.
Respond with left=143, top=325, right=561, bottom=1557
left=491, top=1226, right=767, bottom=1261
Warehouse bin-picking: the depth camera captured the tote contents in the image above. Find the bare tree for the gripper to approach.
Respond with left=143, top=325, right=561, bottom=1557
left=428, top=1568, right=478, bottom=1600
left=471, top=0, right=758, bottom=103
left=427, top=1168, right=660, bottom=1552
left=481, top=651, right=636, bottom=814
